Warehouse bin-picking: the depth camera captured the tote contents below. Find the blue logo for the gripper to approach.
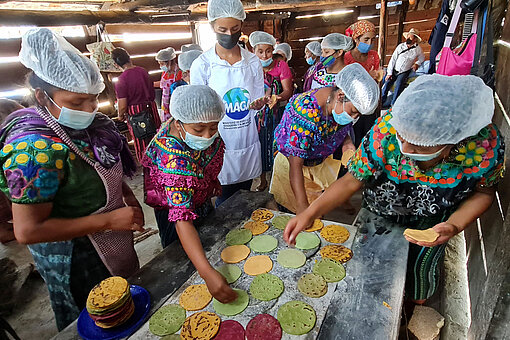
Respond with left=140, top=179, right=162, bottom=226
left=223, top=87, right=250, bottom=120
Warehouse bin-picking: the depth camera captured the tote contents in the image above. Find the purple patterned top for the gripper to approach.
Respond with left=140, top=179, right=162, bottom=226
left=275, top=90, right=351, bottom=161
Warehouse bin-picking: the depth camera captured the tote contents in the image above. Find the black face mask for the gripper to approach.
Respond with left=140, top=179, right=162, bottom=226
left=216, top=31, right=242, bottom=50
left=406, top=38, right=413, bottom=45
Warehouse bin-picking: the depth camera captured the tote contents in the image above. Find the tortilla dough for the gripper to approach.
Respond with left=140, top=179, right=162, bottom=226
left=403, top=228, right=440, bottom=242
left=320, top=224, right=350, bottom=244
left=251, top=208, right=274, bottom=222
left=249, top=273, right=284, bottom=301
left=212, top=289, right=249, bottom=316
left=249, top=235, right=278, bottom=253
left=148, top=304, right=186, bottom=336
left=221, top=245, right=251, bottom=264
left=180, top=311, right=220, bottom=340
left=305, top=219, right=324, bottom=232
left=297, top=273, right=328, bottom=298
left=277, top=249, right=306, bottom=269
left=179, top=284, right=212, bottom=311
left=244, top=221, right=270, bottom=235
left=313, top=258, right=346, bottom=283
left=226, top=228, right=253, bottom=246
left=320, top=245, right=353, bottom=263
left=295, top=232, right=321, bottom=250
left=216, top=264, right=242, bottom=284
left=271, top=215, right=291, bottom=230
left=244, top=255, right=273, bottom=276
left=277, top=301, right=316, bottom=335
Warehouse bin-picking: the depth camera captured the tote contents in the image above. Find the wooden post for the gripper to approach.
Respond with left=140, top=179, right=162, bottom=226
left=397, top=1, right=409, bottom=45
left=378, top=0, right=388, bottom=67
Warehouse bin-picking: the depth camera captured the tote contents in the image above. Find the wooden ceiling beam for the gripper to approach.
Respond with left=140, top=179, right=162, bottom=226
left=109, top=0, right=203, bottom=11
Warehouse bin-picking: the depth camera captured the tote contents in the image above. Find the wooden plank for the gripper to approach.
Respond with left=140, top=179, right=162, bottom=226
left=105, top=24, right=192, bottom=35
left=378, top=0, right=388, bottom=67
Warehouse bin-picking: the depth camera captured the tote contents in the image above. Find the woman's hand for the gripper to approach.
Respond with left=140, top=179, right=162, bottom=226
left=283, top=211, right=315, bottom=246
left=106, top=206, right=145, bottom=232
left=404, top=222, right=459, bottom=247
left=250, top=96, right=270, bottom=111
left=342, top=140, right=356, bottom=154
left=203, top=268, right=238, bottom=303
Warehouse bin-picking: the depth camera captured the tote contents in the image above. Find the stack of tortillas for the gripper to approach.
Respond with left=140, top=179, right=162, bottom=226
left=403, top=228, right=439, bottom=243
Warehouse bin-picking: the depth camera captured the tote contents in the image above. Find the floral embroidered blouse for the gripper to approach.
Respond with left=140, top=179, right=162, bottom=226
left=348, top=111, right=505, bottom=218
left=275, top=90, right=351, bottom=162
left=142, top=121, right=225, bottom=222
left=311, top=68, right=337, bottom=89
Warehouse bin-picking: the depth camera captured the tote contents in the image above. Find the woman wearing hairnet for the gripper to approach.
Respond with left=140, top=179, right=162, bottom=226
left=169, top=50, right=203, bottom=95
left=270, top=63, right=379, bottom=214
left=303, top=41, right=323, bottom=92
left=142, top=85, right=237, bottom=303
left=274, top=42, right=293, bottom=62
left=285, top=75, right=505, bottom=304
left=190, top=0, right=267, bottom=206
left=0, top=28, right=143, bottom=330
left=155, top=47, right=180, bottom=121
left=311, top=33, right=354, bottom=89
left=249, top=31, right=294, bottom=191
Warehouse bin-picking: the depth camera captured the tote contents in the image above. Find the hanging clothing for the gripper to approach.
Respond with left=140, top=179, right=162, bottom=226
left=303, top=61, right=324, bottom=92
left=311, top=68, right=337, bottom=89
left=428, top=0, right=453, bottom=74
left=190, top=47, right=264, bottom=186
left=348, top=111, right=505, bottom=299
left=0, top=107, right=138, bottom=330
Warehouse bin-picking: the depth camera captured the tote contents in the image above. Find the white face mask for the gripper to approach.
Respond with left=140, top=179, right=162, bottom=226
left=397, top=138, right=446, bottom=161
left=46, top=93, right=96, bottom=130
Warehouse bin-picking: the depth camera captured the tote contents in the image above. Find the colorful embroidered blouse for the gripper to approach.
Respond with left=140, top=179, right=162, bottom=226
left=275, top=90, right=351, bottom=161
left=303, top=62, right=324, bottom=92
left=311, top=68, right=337, bottom=89
left=348, top=111, right=505, bottom=218
left=143, top=121, right=225, bottom=222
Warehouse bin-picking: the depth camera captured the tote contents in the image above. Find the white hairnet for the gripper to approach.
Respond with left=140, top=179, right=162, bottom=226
left=321, top=33, right=354, bottom=51
left=156, top=47, right=176, bottom=61
left=19, top=28, right=104, bottom=95
left=391, top=74, right=494, bottom=147
left=178, top=50, right=203, bottom=71
left=275, top=43, right=292, bottom=61
left=181, top=44, right=203, bottom=53
left=335, top=63, right=380, bottom=115
left=170, top=85, right=225, bottom=123
left=305, top=41, right=322, bottom=56
left=248, top=31, right=276, bottom=48
left=207, top=0, right=246, bottom=22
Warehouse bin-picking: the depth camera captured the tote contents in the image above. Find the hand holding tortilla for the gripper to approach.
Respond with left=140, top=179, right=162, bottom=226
left=403, top=222, right=459, bottom=247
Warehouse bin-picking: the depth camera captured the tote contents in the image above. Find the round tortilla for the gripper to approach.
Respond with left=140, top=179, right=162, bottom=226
left=212, top=289, right=249, bottom=316
left=320, top=245, right=353, bottom=263
left=277, top=301, right=316, bottom=335
left=313, top=258, right=346, bottom=283
left=148, top=304, right=186, bottom=336
left=180, top=311, right=220, bottom=340
left=244, top=255, right=273, bottom=276
left=297, top=273, right=328, bottom=298
left=320, top=225, right=350, bottom=244
left=161, top=335, right=180, bottom=340
left=216, top=264, right=242, bottom=284
left=226, top=228, right=253, bottom=246
left=221, top=245, right=251, bottom=264
left=295, top=232, right=320, bottom=250
left=341, top=149, right=355, bottom=166
left=212, top=320, right=245, bottom=340
left=403, top=228, right=440, bottom=243
left=179, top=284, right=212, bottom=311
left=246, top=314, right=282, bottom=340
left=305, top=219, right=324, bottom=232
left=251, top=208, right=274, bottom=222
left=277, top=249, right=306, bottom=269
left=87, top=276, right=129, bottom=310
left=249, top=273, right=284, bottom=301
left=244, top=221, right=269, bottom=235
left=249, top=235, right=278, bottom=253
left=271, top=215, right=291, bottom=230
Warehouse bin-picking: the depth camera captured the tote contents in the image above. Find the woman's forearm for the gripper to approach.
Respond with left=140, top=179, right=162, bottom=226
left=176, top=220, right=214, bottom=276
left=288, top=156, right=309, bottom=212
left=447, top=190, right=495, bottom=232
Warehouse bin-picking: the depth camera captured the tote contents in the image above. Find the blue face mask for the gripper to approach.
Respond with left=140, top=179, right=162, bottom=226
left=46, top=93, right=96, bottom=130
left=320, top=54, right=336, bottom=68
left=332, top=101, right=354, bottom=126
left=260, top=57, right=273, bottom=68
left=306, top=57, right=315, bottom=65
left=396, top=138, right=446, bottom=161
left=160, top=65, right=169, bottom=72
left=179, top=122, right=218, bottom=151
left=357, top=42, right=372, bottom=54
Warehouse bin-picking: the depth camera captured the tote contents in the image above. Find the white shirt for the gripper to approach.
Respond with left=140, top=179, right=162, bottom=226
left=387, top=42, right=425, bottom=75
left=190, top=47, right=264, bottom=185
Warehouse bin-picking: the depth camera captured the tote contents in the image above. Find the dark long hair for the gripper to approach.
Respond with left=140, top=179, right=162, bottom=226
left=25, top=71, right=60, bottom=106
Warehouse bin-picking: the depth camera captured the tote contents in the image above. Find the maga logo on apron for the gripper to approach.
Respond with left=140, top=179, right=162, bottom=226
left=223, top=87, right=250, bottom=120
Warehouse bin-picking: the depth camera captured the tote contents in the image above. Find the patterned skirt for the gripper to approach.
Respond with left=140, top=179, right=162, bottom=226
left=126, top=101, right=161, bottom=163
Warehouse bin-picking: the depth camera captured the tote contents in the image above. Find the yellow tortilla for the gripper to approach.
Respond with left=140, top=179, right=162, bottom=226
left=179, top=284, right=212, bottom=311
left=243, top=255, right=273, bottom=276
left=268, top=94, right=278, bottom=109
left=305, top=219, right=324, bottom=232
left=244, top=221, right=269, bottom=235
left=341, top=149, right=356, bottom=166
left=320, top=225, right=350, bottom=244
left=221, top=245, right=251, bottom=264
left=251, top=209, right=274, bottom=222
left=180, top=311, right=220, bottom=340
left=403, top=228, right=439, bottom=243
left=86, top=276, right=129, bottom=310
left=320, top=245, right=353, bottom=263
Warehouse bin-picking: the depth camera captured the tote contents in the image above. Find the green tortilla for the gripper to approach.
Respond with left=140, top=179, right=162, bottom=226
left=277, top=249, right=306, bottom=269
left=297, top=273, right=328, bottom=298
left=312, top=258, right=346, bottom=283
left=161, top=335, right=180, bottom=340
left=249, top=273, right=284, bottom=301
left=226, top=228, right=253, bottom=246
left=272, top=215, right=291, bottom=230
left=295, top=232, right=320, bottom=250
left=249, top=235, right=278, bottom=253
left=212, top=289, right=249, bottom=316
left=148, top=304, right=186, bottom=336
left=216, top=264, right=242, bottom=284
left=277, top=300, right=316, bottom=335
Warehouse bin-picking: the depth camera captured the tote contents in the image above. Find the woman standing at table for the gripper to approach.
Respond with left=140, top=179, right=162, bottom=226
left=190, top=0, right=267, bottom=206
left=302, top=41, right=323, bottom=92
left=284, top=75, right=505, bottom=303
left=249, top=31, right=294, bottom=191
left=0, top=28, right=143, bottom=330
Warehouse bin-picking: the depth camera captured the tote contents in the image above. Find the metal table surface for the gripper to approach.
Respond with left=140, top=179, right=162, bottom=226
left=54, top=191, right=408, bottom=340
